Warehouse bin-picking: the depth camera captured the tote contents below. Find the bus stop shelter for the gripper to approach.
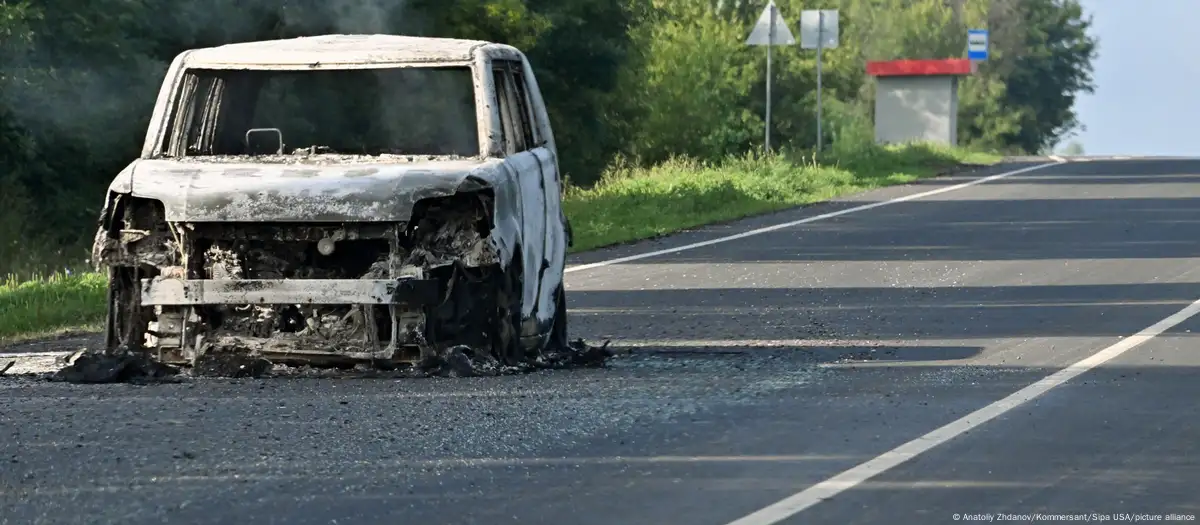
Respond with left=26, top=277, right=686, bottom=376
left=866, top=58, right=975, bottom=146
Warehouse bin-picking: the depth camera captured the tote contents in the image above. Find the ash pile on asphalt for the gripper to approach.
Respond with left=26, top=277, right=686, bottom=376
left=192, top=346, right=274, bottom=378
left=43, top=338, right=616, bottom=383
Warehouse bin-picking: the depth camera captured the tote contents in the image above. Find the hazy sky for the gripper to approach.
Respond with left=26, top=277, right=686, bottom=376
left=1071, top=0, right=1192, bottom=155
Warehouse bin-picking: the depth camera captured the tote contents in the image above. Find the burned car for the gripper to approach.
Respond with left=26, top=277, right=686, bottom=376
left=90, top=34, right=573, bottom=371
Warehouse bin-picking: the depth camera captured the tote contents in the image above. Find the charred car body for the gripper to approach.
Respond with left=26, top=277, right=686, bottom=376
left=91, top=35, right=573, bottom=370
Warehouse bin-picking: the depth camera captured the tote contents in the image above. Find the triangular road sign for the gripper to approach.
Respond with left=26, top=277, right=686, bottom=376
left=746, top=1, right=796, bottom=46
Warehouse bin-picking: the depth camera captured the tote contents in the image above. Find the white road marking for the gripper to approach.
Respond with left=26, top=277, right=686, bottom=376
left=0, top=351, right=76, bottom=359
left=0, top=354, right=66, bottom=375
left=724, top=296, right=1200, bottom=525
left=565, top=161, right=1064, bottom=274
left=1048, top=155, right=1066, bottom=163
left=596, top=338, right=901, bottom=349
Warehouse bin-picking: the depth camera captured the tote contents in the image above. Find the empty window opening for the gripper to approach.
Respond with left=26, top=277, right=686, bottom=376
left=163, top=66, right=480, bottom=158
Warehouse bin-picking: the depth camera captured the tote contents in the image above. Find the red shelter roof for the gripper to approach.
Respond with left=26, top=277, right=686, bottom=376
left=866, top=59, right=975, bottom=77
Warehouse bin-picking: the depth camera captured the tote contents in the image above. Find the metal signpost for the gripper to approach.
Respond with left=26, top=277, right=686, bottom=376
left=801, top=9, right=838, bottom=152
left=967, top=29, right=989, bottom=61
left=746, top=1, right=795, bottom=153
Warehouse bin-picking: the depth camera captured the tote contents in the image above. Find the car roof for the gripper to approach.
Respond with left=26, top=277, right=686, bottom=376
left=181, top=34, right=507, bottom=68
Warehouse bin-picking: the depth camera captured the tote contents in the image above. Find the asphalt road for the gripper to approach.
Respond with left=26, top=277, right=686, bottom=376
left=4, top=158, right=1200, bottom=525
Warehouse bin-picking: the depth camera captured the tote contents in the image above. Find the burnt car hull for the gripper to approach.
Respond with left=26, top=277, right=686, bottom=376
left=92, top=35, right=572, bottom=371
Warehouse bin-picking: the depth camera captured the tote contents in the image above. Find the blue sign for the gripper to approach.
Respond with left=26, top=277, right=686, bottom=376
left=967, top=29, right=989, bottom=61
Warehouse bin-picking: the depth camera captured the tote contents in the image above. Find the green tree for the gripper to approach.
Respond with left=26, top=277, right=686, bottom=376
left=617, top=0, right=763, bottom=163
left=987, top=0, right=1097, bottom=152
left=521, top=0, right=643, bottom=184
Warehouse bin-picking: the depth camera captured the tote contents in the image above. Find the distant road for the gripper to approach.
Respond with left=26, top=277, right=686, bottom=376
left=3, top=158, right=1199, bottom=524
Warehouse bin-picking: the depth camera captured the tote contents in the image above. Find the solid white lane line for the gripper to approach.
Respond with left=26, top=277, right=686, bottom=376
left=564, top=161, right=1063, bottom=274
left=724, top=296, right=1200, bottom=525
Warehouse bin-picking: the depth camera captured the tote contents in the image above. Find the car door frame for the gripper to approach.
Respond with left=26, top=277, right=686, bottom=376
left=511, top=57, right=568, bottom=338
left=488, top=58, right=549, bottom=337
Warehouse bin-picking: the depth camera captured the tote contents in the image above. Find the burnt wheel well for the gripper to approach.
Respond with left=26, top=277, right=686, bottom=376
left=101, top=195, right=168, bottom=236
left=93, top=195, right=178, bottom=274
left=407, top=189, right=496, bottom=242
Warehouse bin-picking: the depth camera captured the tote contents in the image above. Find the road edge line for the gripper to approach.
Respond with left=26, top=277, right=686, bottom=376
left=565, top=160, right=1065, bottom=274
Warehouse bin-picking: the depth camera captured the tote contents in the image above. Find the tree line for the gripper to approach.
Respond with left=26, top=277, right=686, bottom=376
left=0, top=0, right=1096, bottom=265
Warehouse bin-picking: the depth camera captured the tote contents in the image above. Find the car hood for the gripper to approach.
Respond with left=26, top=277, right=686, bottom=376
left=114, top=157, right=503, bottom=223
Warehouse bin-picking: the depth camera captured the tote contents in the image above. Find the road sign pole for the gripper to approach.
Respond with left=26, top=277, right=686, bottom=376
left=746, top=1, right=796, bottom=155
left=765, top=3, right=775, bottom=153
left=816, top=10, right=823, bottom=153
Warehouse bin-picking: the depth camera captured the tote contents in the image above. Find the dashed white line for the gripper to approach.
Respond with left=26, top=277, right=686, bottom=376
left=565, top=161, right=1064, bottom=274
left=724, top=296, right=1200, bottom=525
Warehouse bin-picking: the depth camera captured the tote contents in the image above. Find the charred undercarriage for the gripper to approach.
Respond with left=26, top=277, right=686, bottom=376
left=87, top=191, right=588, bottom=379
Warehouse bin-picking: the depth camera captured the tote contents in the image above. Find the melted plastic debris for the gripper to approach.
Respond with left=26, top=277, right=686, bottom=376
left=539, top=339, right=616, bottom=369
left=50, top=348, right=180, bottom=384
left=418, top=345, right=507, bottom=377
left=426, top=338, right=618, bottom=377
left=416, top=339, right=617, bottom=377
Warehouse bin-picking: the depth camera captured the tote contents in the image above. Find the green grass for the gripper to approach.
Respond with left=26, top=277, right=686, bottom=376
left=0, top=142, right=999, bottom=343
left=0, top=271, right=107, bottom=344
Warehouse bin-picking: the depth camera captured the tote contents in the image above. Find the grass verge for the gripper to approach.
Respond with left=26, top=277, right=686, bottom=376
left=1, top=272, right=107, bottom=345
left=564, top=143, right=999, bottom=252
left=0, top=142, right=999, bottom=343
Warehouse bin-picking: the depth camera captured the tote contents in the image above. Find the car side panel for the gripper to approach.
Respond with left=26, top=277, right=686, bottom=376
left=505, top=152, right=546, bottom=324
left=531, top=147, right=566, bottom=333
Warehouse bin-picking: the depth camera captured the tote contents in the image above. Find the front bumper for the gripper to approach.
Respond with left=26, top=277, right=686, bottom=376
left=140, top=278, right=441, bottom=306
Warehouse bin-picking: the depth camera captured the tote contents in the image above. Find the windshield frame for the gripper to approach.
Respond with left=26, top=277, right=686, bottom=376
left=146, top=60, right=489, bottom=161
